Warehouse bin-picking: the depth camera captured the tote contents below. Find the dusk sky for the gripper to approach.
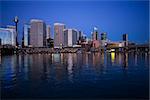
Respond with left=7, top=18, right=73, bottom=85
left=0, top=0, right=149, bottom=44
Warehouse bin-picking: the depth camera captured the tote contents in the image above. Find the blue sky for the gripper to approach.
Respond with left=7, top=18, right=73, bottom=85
left=0, top=0, right=149, bottom=44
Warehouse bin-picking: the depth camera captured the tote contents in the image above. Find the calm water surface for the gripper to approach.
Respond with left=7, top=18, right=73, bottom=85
left=0, top=52, right=149, bottom=99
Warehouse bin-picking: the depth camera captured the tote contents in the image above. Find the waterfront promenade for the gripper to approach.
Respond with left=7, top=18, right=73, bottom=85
left=0, top=44, right=149, bottom=55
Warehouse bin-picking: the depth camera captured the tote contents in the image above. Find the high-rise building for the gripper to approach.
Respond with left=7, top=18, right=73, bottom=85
left=0, top=28, right=16, bottom=46
left=101, top=32, right=107, bottom=40
left=6, top=25, right=16, bottom=46
left=101, top=32, right=107, bottom=47
left=0, top=39, right=1, bottom=45
left=24, top=24, right=30, bottom=47
left=64, top=29, right=78, bottom=47
left=123, top=34, right=128, bottom=41
left=78, top=31, right=83, bottom=41
left=92, top=27, right=98, bottom=41
left=30, top=19, right=46, bottom=47
left=54, top=23, right=65, bottom=48
left=92, top=27, right=100, bottom=48
left=46, top=25, right=51, bottom=39
left=123, top=34, right=128, bottom=47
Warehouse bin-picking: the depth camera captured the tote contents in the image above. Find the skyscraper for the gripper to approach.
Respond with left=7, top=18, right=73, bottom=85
left=92, top=27, right=98, bottom=41
left=0, top=28, right=16, bottom=46
left=101, top=32, right=107, bottom=47
left=78, top=31, right=83, bottom=41
left=92, top=27, right=100, bottom=48
left=64, top=29, right=78, bottom=47
left=7, top=25, right=16, bottom=46
left=54, top=23, right=65, bottom=48
left=46, top=25, right=51, bottom=39
left=30, top=19, right=46, bottom=47
left=24, top=24, right=30, bottom=47
left=123, top=34, right=128, bottom=47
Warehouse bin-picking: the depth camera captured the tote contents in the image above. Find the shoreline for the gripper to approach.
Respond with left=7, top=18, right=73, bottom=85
left=0, top=46, right=149, bottom=55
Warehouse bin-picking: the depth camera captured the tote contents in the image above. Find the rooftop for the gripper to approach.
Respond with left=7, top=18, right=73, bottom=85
left=54, top=23, right=65, bottom=26
left=30, top=19, right=44, bottom=23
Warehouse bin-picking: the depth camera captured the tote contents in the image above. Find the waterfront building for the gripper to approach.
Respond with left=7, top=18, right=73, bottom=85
left=0, top=38, right=1, bottom=45
left=123, top=34, right=128, bottom=47
left=107, top=42, right=124, bottom=48
left=30, top=19, right=46, bottom=47
left=46, top=25, right=51, bottom=39
left=92, top=27, right=100, bottom=48
left=54, top=23, right=65, bottom=48
left=23, top=24, right=31, bottom=47
left=0, top=28, right=16, bottom=46
left=78, top=31, right=83, bottom=41
left=64, top=29, right=78, bottom=47
left=101, top=32, right=107, bottom=47
left=92, top=27, right=98, bottom=41
left=7, top=25, right=16, bottom=46
left=46, top=25, right=51, bottom=47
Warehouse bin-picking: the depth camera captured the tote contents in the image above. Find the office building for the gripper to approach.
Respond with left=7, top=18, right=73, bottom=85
left=64, top=29, right=78, bottom=47
left=101, top=32, right=107, bottom=47
left=78, top=31, right=83, bottom=40
left=54, top=23, right=65, bottom=48
left=30, top=19, right=46, bottom=47
left=0, top=28, right=16, bottom=46
left=123, top=34, right=128, bottom=47
left=24, top=24, right=31, bottom=47
left=92, top=27, right=98, bottom=41
left=92, top=27, right=100, bottom=48
left=0, top=39, right=1, bottom=45
left=46, top=25, right=51, bottom=39
left=7, top=25, right=16, bottom=46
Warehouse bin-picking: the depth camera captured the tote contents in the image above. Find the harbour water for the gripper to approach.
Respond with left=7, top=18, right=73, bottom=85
left=0, top=52, right=149, bottom=99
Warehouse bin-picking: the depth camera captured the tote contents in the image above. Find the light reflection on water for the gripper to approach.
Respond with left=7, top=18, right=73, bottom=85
left=0, top=52, right=149, bottom=99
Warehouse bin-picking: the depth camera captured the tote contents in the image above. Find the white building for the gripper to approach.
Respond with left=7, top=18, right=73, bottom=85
left=0, top=28, right=16, bottom=46
left=64, top=29, right=78, bottom=47
left=54, top=23, right=66, bottom=48
left=24, top=24, right=30, bottom=47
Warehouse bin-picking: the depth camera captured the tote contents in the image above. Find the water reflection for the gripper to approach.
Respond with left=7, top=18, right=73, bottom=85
left=1, top=52, right=149, bottom=98
left=68, top=53, right=73, bottom=82
left=0, top=55, right=1, bottom=64
left=123, top=53, right=128, bottom=68
left=111, top=52, right=115, bottom=64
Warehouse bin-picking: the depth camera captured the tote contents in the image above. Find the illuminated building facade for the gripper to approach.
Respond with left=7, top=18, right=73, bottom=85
left=64, top=29, right=78, bottom=47
left=46, top=25, right=51, bottom=39
left=92, top=27, right=100, bottom=48
left=24, top=24, right=31, bottom=47
left=30, top=19, right=46, bottom=47
left=101, top=32, right=107, bottom=47
left=54, top=23, right=65, bottom=48
left=0, top=28, right=16, bottom=46
left=123, top=34, right=128, bottom=47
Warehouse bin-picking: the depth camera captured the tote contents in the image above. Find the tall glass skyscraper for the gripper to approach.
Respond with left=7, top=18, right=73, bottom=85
left=24, top=24, right=31, bottom=47
left=92, top=27, right=100, bottom=48
left=92, top=27, right=99, bottom=41
left=54, top=23, right=65, bottom=48
left=0, top=28, right=16, bottom=46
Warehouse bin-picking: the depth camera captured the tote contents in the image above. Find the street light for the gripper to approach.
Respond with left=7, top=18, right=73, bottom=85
left=14, top=16, right=19, bottom=47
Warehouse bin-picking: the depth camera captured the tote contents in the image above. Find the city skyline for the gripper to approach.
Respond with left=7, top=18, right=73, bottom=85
left=0, top=0, right=149, bottom=44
